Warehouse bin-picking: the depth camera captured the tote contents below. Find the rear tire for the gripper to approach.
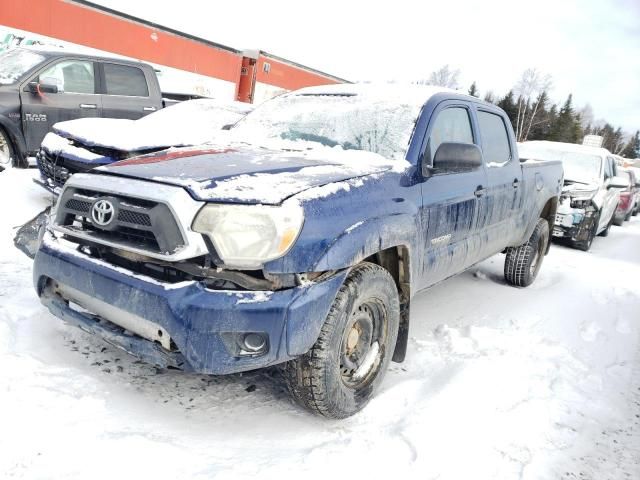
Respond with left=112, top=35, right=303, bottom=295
left=284, top=262, right=399, bottom=418
left=613, top=215, right=624, bottom=227
left=504, top=218, right=549, bottom=287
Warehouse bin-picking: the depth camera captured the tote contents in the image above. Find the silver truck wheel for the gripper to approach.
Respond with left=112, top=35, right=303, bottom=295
left=284, top=262, right=399, bottom=418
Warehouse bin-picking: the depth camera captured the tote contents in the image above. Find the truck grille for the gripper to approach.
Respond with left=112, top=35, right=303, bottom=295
left=37, top=149, right=77, bottom=188
left=55, top=187, right=185, bottom=254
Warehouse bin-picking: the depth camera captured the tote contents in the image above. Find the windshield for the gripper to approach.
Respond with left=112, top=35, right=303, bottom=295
left=231, top=93, right=423, bottom=160
left=0, top=49, right=45, bottom=85
left=519, top=145, right=602, bottom=184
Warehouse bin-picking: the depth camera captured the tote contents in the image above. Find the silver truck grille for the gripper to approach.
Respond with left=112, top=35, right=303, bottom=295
left=55, top=186, right=185, bottom=254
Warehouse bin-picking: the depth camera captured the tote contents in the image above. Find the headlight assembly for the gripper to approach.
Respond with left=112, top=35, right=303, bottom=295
left=192, top=201, right=304, bottom=269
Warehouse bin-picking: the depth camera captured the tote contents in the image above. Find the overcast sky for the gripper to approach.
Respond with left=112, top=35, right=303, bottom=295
left=96, top=0, right=639, bottom=132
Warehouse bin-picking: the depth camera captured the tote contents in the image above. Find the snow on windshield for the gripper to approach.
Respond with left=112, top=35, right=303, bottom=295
left=231, top=93, right=423, bottom=161
left=0, top=49, right=45, bottom=85
left=519, top=146, right=601, bottom=184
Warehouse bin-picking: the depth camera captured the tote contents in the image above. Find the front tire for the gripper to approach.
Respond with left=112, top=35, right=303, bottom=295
left=504, top=218, right=549, bottom=287
left=599, top=213, right=613, bottom=237
left=284, top=263, right=399, bottom=418
left=0, top=128, right=14, bottom=168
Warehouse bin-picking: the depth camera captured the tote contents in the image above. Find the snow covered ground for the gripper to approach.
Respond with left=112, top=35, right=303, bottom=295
left=1, top=168, right=639, bottom=480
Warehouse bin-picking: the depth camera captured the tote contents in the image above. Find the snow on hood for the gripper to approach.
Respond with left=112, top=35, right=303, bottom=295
left=97, top=143, right=398, bottom=204
left=52, top=99, right=252, bottom=152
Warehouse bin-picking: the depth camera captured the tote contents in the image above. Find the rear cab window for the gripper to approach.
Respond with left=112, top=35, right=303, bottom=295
left=477, top=110, right=511, bottom=167
left=103, top=63, right=149, bottom=97
left=427, top=107, right=474, bottom=163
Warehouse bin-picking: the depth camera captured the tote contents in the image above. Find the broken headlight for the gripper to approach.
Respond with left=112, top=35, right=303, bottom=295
left=569, top=190, right=597, bottom=209
left=192, top=200, right=304, bottom=269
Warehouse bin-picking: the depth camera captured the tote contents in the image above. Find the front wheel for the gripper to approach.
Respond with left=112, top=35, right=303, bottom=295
left=504, top=218, right=549, bottom=287
left=284, top=263, right=399, bottom=418
left=0, top=128, right=14, bottom=168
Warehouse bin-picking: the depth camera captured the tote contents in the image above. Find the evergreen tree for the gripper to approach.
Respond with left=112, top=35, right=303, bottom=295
left=483, top=91, right=496, bottom=104
left=468, top=81, right=479, bottom=97
left=497, top=90, right=518, bottom=132
left=621, top=130, right=639, bottom=158
left=550, top=94, right=581, bottom=143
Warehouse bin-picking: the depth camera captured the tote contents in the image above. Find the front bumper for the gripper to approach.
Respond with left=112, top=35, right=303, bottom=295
left=34, top=234, right=347, bottom=374
left=552, top=208, right=595, bottom=241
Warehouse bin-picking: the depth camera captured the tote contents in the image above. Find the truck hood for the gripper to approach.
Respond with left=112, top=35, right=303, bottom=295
left=53, top=117, right=217, bottom=152
left=561, top=182, right=598, bottom=197
left=96, top=145, right=393, bottom=204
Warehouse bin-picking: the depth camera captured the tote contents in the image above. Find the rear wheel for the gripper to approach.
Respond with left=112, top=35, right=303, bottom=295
left=284, top=263, right=399, bottom=418
left=504, top=218, right=549, bottom=287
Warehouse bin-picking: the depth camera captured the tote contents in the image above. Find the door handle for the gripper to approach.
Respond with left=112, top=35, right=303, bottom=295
left=79, top=103, right=97, bottom=109
left=474, top=186, right=486, bottom=197
left=143, top=106, right=157, bottom=111
left=512, top=178, right=520, bottom=188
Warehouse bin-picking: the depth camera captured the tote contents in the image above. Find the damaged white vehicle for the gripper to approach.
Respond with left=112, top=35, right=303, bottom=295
left=519, top=141, right=628, bottom=251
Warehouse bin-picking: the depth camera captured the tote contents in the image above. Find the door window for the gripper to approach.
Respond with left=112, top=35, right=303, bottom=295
left=428, top=107, right=474, bottom=162
left=38, top=60, right=95, bottom=94
left=477, top=111, right=511, bottom=167
left=103, top=63, right=149, bottom=97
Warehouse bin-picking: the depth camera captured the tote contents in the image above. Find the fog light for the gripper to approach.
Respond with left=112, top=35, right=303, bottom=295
left=242, top=333, right=267, bottom=353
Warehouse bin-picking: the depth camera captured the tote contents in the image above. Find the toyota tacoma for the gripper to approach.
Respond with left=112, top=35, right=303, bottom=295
left=33, top=84, right=563, bottom=418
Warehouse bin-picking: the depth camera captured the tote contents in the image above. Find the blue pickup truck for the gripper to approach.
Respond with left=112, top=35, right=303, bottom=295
left=33, top=84, right=563, bottom=418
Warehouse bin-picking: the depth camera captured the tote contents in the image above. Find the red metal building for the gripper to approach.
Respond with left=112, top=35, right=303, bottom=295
left=0, top=0, right=347, bottom=102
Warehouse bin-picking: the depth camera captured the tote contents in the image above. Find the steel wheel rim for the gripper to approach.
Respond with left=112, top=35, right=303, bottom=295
left=339, top=300, right=386, bottom=388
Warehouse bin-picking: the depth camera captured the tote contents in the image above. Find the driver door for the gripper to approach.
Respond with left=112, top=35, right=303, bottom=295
left=19, top=59, right=102, bottom=153
left=418, top=103, right=488, bottom=289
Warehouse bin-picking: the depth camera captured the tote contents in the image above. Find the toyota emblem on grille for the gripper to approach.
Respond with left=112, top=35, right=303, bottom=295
left=91, top=199, right=115, bottom=226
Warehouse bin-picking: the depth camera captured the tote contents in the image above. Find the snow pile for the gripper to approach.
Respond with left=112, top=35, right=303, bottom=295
left=0, top=169, right=639, bottom=479
left=52, top=99, right=253, bottom=152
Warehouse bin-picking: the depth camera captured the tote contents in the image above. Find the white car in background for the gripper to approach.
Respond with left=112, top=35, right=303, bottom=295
left=519, top=141, right=628, bottom=251
left=35, top=98, right=254, bottom=191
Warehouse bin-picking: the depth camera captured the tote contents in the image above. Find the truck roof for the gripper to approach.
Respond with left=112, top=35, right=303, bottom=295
left=290, top=83, right=473, bottom=108
left=521, top=140, right=612, bottom=159
left=19, top=46, right=153, bottom=68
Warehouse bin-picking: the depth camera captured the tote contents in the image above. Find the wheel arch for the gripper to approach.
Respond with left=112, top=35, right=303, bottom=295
left=0, top=114, right=28, bottom=166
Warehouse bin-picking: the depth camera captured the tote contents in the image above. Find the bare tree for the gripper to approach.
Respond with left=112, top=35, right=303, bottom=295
left=513, top=69, right=553, bottom=142
left=416, top=65, right=460, bottom=89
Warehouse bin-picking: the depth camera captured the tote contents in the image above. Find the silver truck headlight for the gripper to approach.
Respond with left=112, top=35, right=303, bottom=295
left=192, top=201, right=304, bottom=269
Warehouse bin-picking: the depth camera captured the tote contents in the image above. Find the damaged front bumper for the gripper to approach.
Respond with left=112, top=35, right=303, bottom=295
left=33, top=233, right=347, bottom=374
left=552, top=201, right=596, bottom=242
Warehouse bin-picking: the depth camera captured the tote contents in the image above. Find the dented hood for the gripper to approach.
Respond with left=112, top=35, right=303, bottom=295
left=96, top=145, right=392, bottom=204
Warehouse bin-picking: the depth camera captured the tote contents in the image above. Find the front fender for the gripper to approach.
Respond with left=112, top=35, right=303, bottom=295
left=313, top=213, right=415, bottom=271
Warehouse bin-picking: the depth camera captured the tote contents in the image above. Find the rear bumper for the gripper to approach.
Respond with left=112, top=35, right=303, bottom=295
left=34, top=234, right=347, bottom=374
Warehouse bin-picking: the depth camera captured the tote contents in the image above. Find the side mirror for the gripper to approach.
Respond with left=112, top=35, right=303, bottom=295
left=424, top=142, right=482, bottom=176
left=28, top=80, right=59, bottom=94
left=607, top=175, right=629, bottom=189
